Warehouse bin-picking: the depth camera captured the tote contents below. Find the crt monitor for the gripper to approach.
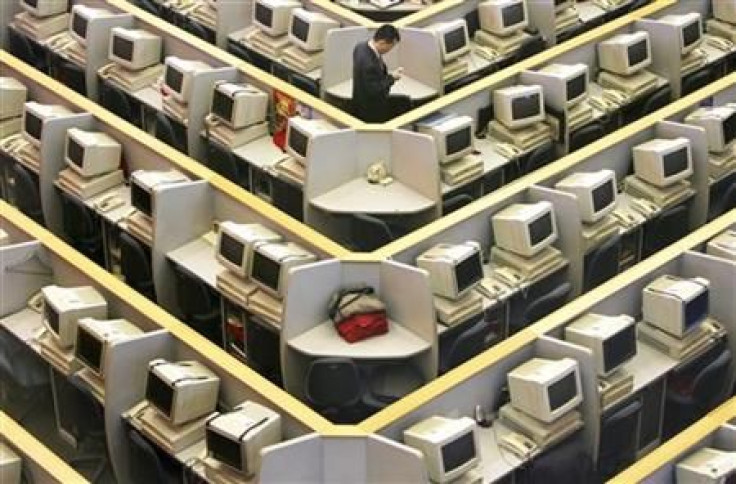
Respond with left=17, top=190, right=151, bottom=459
left=285, top=117, right=338, bottom=165
left=676, top=448, right=736, bottom=484
left=519, top=63, right=588, bottom=112
left=42, top=285, right=107, bottom=349
left=109, top=27, right=162, bottom=71
left=69, top=5, right=114, bottom=47
left=642, top=275, right=710, bottom=338
left=632, top=137, right=693, bottom=188
left=288, top=8, right=339, bottom=52
left=253, top=0, right=301, bottom=37
left=0, top=78, right=28, bottom=121
left=507, top=357, right=582, bottom=423
left=211, top=82, right=269, bottom=130
left=493, top=84, right=545, bottom=130
left=215, top=221, right=282, bottom=277
left=478, top=0, right=528, bottom=37
left=430, top=19, right=470, bottom=64
left=684, top=106, right=736, bottom=154
left=75, top=318, right=143, bottom=376
left=597, top=31, right=651, bottom=76
left=22, top=102, right=73, bottom=147
left=491, top=201, right=558, bottom=258
left=565, top=313, right=637, bottom=377
left=403, top=416, right=480, bottom=484
left=130, top=169, right=189, bottom=219
left=65, top=128, right=122, bottom=177
left=163, top=56, right=212, bottom=105
left=714, top=1, right=736, bottom=25
left=554, top=169, right=617, bottom=224
left=416, top=241, right=483, bottom=300
left=145, top=359, right=220, bottom=425
left=659, top=13, right=702, bottom=56
left=206, top=401, right=282, bottom=477
left=417, top=115, right=474, bottom=165
left=20, top=0, right=68, bottom=17
left=249, top=242, right=317, bottom=298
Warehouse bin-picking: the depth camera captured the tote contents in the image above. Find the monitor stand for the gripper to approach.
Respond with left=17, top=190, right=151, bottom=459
left=0, top=117, right=22, bottom=140
left=205, top=116, right=269, bottom=150
left=440, top=153, right=483, bottom=186
left=442, top=59, right=469, bottom=85
left=56, top=168, right=125, bottom=200
left=490, top=245, right=565, bottom=283
left=139, top=403, right=208, bottom=454
left=597, top=69, right=658, bottom=99
left=637, top=317, right=726, bottom=361
left=474, top=29, right=529, bottom=56
left=13, top=12, right=69, bottom=41
left=433, top=290, right=483, bottom=327
left=706, top=18, right=736, bottom=43
left=100, top=62, right=164, bottom=93
left=681, top=48, right=708, bottom=76
left=708, top=148, right=736, bottom=182
left=242, top=27, right=291, bottom=58
left=203, top=457, right=248, bottom=484
left=498, top=403, right=584, bottom=449
left=488, top=120, right=552, bottom=152
left=216, top=271, right=258, bottom=307
left=126, top=211, right=154, bottom=246
left=567, top=100, right=594, bottom=133
left=37, top=331, right=80, bottom=376
left=623, top=175, right=695, bottom=210
left=281, top=45, right=324, bottom=74
left=598, top=369, right=634, bottom=412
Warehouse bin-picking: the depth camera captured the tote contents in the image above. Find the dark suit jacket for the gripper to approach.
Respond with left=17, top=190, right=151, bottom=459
left=352, top=40, right=394, bottom=123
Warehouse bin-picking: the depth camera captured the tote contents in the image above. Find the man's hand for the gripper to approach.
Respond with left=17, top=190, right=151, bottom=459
left=391, top=67, right=404, bottom=80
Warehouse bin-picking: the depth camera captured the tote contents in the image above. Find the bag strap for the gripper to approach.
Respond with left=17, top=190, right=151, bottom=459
left=329, top=286, right=374, bottom=322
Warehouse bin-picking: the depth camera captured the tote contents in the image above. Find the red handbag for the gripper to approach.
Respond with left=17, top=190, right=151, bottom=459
left=335, top=311, right=389, bottom=344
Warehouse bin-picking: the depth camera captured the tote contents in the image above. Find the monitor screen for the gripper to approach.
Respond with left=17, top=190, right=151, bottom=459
left=724, top=112, right=736, bottom=146
left=25, top=112, right=42, bottom=141
left=67, top=137, right=84, bottom=167
left=444, top=28, right=466, bottom=54
left=45, top=303, right=59, bottom=335
left=165, top=66, right=184, bottom=94
left=663, top=148, right=689, bottom=177
left=212, top=90, right=234, bottom=122
left=131, top=182, right=152, bottom=217
left=251, top=251, right=280, bottom=292
left=288, top=127, right=308, bottom=158
left=220, top=232, right=245, bottom=267
left=455, top=253, right=482, bottom=294
left=441, top=431, right=476, bottom=474
left=112, top=36, right=134, bottom=61
left=502, top=3, right=524, bottom=28
left=529, top=212, right=552, bottom=246
left=627, top=40, right=648, bottom=67
left=146, top=370, right=173, bottom=417
left=72, top=13, right=88, bottom=40
left=76, top=328, right=102, bottom=372
left=592, top=179, right=614, bottom=214
left=602, top=324, right=636, bottom=373
left=207, top=428, right=243, bottom=471
left=292, top=15, right=309, bottom=42
left=682, top=21, right=700, bottom=48
left=566, top=75, right=586, bottom=102
left=511, top=93, right=540, bottom=120
left=548, top=371, right=578, bottom=411
left=685, top=290, right=708, bottom=329
left=255, top=3, right=273, bottom=27
left=446, top=127, right=471, bottom=156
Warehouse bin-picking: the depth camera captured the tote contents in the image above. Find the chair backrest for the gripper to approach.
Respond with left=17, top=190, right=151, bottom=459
left=119, top=231, right=156, bottom=300
left=136, top=0, right=160, bottom=15
left=524, top=140, right=555, bottom=174
left=58, top=61, right=87, bottom=95
left=154, top=112, right=187, bottom=154
left=183, top=18, right=213, bottom=43
left=569, top=122, right=605, bottom=153
left=101, top=82, right=135, bottom=125
left=639, top=86, right=672, bottom=118
left=598, top=398, right=642, bottom=480
left=206, top=139, right=242, bottom=185
left=9, top=29, right=44, bottom=71
left=583, top=234, right=621, bottom=292
left=515, top=34, right=546, bottom=63
left=693, top=348, right=733, bottom=410
left=643, top=203, right=689, bottom=256
left=522, top=282, right=572, bottom=326
left=516, top=433, right=592, bottom=484
left=350, top=213, right=395, bottom=251
left=442, top=193, right=474, bottom=215
left=714, top=182, right=736, bottom=218
left=290, top=72, right=320, bottom=98
left=127, top=427, right=170, bottom=483
left=172, top=263, right=216, bottom=320
left=271, top=62, right=291, bottom=82
left=68, top=374, right=105, bottom=437
left=464, top=9, right=480, bottom=37
left=681, top=67, right=713, bottom=96
left=11, top=163, right=44, bottom=225
left=442, top=319, right=491, bottom=373
left=60, top=191, right=97, bottom=239
left=387, top=94, right=413, bottom=118
left=305, top=358, right=363, bottom=409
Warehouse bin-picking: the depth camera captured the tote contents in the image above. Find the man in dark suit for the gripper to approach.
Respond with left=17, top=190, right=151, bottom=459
left=352, top=25, right=402, bottom=123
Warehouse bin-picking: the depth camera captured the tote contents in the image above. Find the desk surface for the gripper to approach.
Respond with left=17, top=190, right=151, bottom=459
left=0, top=308, right=43, bottom=349
left=167, top=234, right=220, bottom=289
left=84, top=184, right=133, bottom=225
left=288, top=319, right=430, bottom=359
left=131, top=85, right=164, bottom=114
left=326, top=76, right=438, bottom=102
left=699, top=35, right=736, bottom=69
left=232, top=135, right=290, bottom=170
left=477, top=420, right=532, bottom=482
left=310, top=177, right=436, bottom=215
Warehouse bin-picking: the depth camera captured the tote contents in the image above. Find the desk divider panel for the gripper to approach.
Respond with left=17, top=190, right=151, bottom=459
left=213, top=0, right=252, bottom=48
left=38, top=113, right=95, bottom=236
left=547, top=24, right=633, bottom=79
left=186, top=67, right=238, bottom=159
left=83, top=13, right=135, bottom=100
left=0, top=241, right=51, bottom=317
left=713, top=423, right=736, bottom=449
left=322, top=26, right=370, bottom=94
left=259, top=433, right=323, bottom=483
left=103, top=329, right=173, bottom=484
left=391, top=129, right=441, bottom=218
left=397, top=27, right=442, bottom=94
left=365, top=433, right=428, bottom=483
left=526, top=1, right=557, bottom=47
left=152, top=180, right=213, bottom=316
left=635, top=19, right=689, bottom=99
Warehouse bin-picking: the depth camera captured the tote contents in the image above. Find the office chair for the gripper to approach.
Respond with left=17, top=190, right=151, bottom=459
left=290, top=72, right=320, bottom=98
left=514, top=34, right=546, bottom=64
left=154, top=112, right=187, bottom=154
left=135, top=0, right=160, bottom=15
left=227, top=42, right=254, bottom=64
left=663, top=347, right=733, bottom=439
left=387, top=94, right=413, bottom=119
left=464, top=9, right=481, bottom=38
left=60, top=192, right=105, bottom=266
left=205, top=139, right=248, bottom=189
left=127, top=427, right=180, bottom=484
left=305, top=357, right=364, bottom=423
left=445, top=72, right=485, bottom=94
left=171, top=263, right=223, bottom=347
left=569, top=122, right=605, bottom=153
left=182, top=18, right=215, bottom=43
left=247, top=321, right=282, bottom=385
left=556, top=22, right=587, bottom=44
left=439, top=319, right=492, bottom=374
left=582, top=234, right=621, bottom=292
left=642, top=202, right=690, bottom=257
left=119, top=231, right=157, bottom=301
left=0, top=326, right=49, bottom=423
left=625, top=86, right=671, bottom=124
left=363, top=362, right=424, bottom=411
left=442, top=193, right=474, bottom=215
left=524, top=140, right=555, bottom=175
left=597, top=398, right=642, bottom=481
left=68, top=375, right=110, bottom=482
left=515, top=282, right=572, bottom=333
left=100, top=82, right=137, bottom=126
left=271, top=62, right=291, bottom=82
left=8, top=28, right=48, bottom=73
left=514, top=432, right=593, bottom=484
left=348, top=213, right=396, bottom=251
left=272, top=177, right=304, bottom=222
left=10, top=162, right=45, bottom=226
left=57, top=60, right=87, bottom=96
left=709, top=181, right=736, bottom=221
left=681, top=67, right=714, bottom=96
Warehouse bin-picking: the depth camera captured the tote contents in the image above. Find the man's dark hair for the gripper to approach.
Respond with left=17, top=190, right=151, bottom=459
left=373, top=24, right=400, bottom=43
